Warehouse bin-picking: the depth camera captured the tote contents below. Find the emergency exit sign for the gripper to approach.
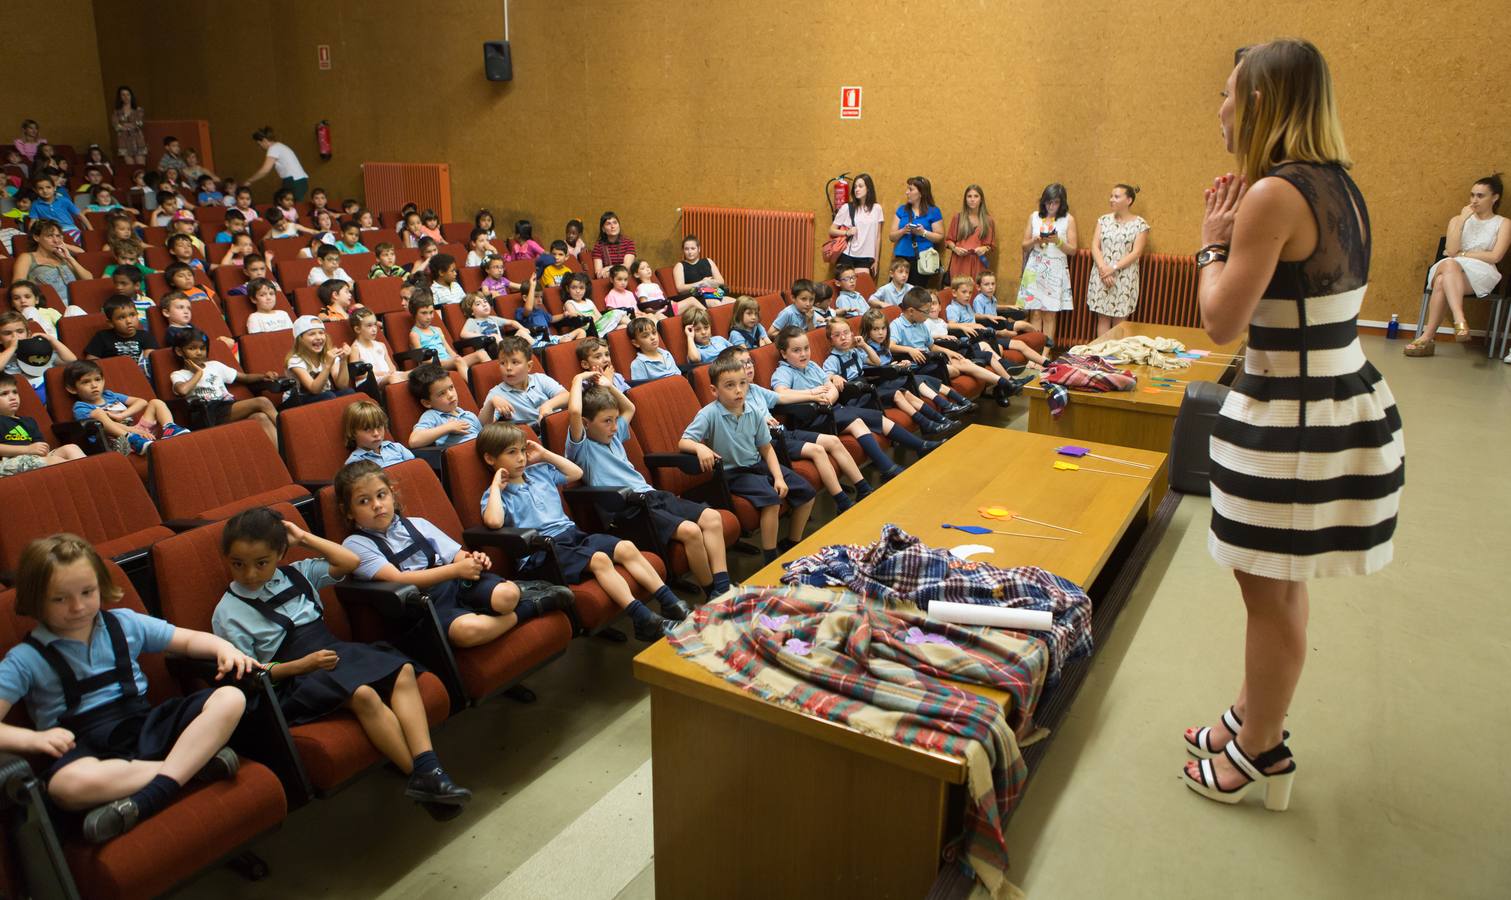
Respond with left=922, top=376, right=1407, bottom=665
left=840, top=86, right=862, bottom=119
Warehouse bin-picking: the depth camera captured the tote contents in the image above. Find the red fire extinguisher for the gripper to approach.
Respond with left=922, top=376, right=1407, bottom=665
left=316, top=120, right=332, bottom=161
left=825, top=173, right=851, bottom=214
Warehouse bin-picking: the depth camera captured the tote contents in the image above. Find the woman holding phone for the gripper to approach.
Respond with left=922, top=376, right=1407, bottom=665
left=888, top=177, right=944, bottom=287
left=1017, top=183, right=1078, bottom=345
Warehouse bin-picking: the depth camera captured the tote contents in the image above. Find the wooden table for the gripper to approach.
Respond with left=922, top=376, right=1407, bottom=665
left=634, top=426, right=1166, bottom=899
left=1026, top=322, right=1243, bottom=510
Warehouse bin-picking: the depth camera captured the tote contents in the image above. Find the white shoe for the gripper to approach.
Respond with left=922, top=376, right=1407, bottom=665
left=1503, top=350, right=1511, bottom=363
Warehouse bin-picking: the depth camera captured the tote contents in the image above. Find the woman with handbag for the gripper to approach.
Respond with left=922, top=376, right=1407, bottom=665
left=888, top=177, right=945, bottom=288
left=827, top=173, right=885, bottom=276
left=1017, top=183, right=1079, bottom=345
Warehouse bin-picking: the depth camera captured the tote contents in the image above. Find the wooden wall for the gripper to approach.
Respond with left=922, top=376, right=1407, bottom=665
left=1, top=0, right=108, bottom=153
left=87, top=0, right=1511, bottom=324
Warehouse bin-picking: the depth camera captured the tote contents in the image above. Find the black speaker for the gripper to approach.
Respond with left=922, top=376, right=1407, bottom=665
left=484, top=41, right=513, bottom=82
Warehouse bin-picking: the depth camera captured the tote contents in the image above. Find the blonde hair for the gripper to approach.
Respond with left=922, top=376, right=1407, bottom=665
left=15, top=534, right=122, bottom=618
left=1233, top=39, right=1351, bottom=186
left=949, top=275, right=976, bottom=296
left=342, top=399, right=389, bottom=449
left=681, top=305, right=711, bottom=329
left=289, top=326, right=331, bottom=372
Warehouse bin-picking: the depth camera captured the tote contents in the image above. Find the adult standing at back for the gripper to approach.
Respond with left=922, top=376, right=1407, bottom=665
left=243, top=126, right=309, bottom=201
left=944, top=184, right=996, bottom=281
left=888, top=177, right=944, bottom=287
left=1183, top=40, right=1403, bottom=811
left=592, top=211, right=637, bottom=278
left=1086, top=184, right=1151, bottom=337
left=110, top=86, right=146, bottom=166
left=828, top=173, right=884, bottom=277
left=1017, top=183, right=1078, bottom=345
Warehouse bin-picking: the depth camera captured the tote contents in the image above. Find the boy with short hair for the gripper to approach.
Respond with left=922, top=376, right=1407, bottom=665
left=0, top=372, right=84, bottom=476
left=768, top=279, right=827, bottom=337
left=0, top=313, right=76, bottom=404
left=26, top=175, right=90, bottom=239
left=342, top=399, right=415, bottom=466
left=868, top=259, right=912, bottom=309
left=86, top=297, right=158, bottom=360
left=479, top=421, right=687, bottom=641
left=65, top=359, right=187, bottom=455
left=627, top=317, right=680, bottom=383
left=104, top=238, right=154, bottom=279
left=540, top=241, right=573, bottom=287
left=890, top=289, right=1026, bottom=407
left=166, top=329, right=278, bottom=446
left=482, top=336, right=567, bottom=425
left=682, top=306, right=731, bottom=364
left=567, top=372, right=732, bottom=600
left=215, top=208, right=247, bottom=244
left=833, top=266, right=870, bottom=315
left=575, top=338, right=630, bottom=392
left=679, top=356, right=816, bottom=563
left=407, top=363, right=481, bottom=448
left=227, top=255, right=279, bottom=295
left=150, top=192, right=185, bottom=228
left=308, top=243, right=353, bottom=287
left=336, top=222, right=368, bottom=255
left=157, top=136, right=186, bottom=173
left=196, top=174, right=224, bottom=206
left=369, top=243, right=407, bottom=279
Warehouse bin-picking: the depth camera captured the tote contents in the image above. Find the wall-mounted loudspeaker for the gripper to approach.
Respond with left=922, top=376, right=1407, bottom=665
left=484, top=41, right=513, bottom=82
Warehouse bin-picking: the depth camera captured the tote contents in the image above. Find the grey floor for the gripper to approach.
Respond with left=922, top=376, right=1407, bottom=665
left=180, top=336, right=1511, bottom=899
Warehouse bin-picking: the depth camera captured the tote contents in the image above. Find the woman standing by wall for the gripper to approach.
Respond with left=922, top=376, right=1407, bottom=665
left=1086, top=184, right=1150, bottom=337
left=1016, top=183, right=1077, bottom=344
left=243, top=127, right=310, bottom=201
left=1183, top=40, right=1403, bottom=810
left=944, top=184, right=995, bottom=281
left=888, top=177, right=944, bottom=287
left=828, top=173, right=884, bottom=277
left=111, top=86, right=146, bottom=167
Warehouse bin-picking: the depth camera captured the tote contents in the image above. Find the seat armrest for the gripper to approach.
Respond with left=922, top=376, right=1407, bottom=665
left=162, top=517, right=214, bottom=532
left=0, top=750, right=35, bottom=794
left=334, top=580, right=428, bottom=619
left=462, top=525, right=546, bottom=553
left=296, top=479, right=333, bottom=494
left=393, top=348, right=438, bottom=369
left=454, top=335, right=494, bottom=356
left=562, top=485, right=637, bottom=513
left=165, top=656, right=271, bottom=696
left=643, top=452, right=718, bottom=475
left=411, top=445, right=445, bottom=477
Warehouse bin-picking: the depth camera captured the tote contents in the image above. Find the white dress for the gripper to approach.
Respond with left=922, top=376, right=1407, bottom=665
left=1017, top=213, right=1072, bottom=311
left=1426, top=214, right=1504, bottom=297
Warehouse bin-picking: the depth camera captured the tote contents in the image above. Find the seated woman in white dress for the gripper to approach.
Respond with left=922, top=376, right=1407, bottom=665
left=1405, top=174, right=1509, bottom=357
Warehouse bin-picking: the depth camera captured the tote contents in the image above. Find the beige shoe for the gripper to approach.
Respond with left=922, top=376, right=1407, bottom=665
left=1454, top=321, right=1471, bottom=342
left=1403, top=339, right=1435, bottom=357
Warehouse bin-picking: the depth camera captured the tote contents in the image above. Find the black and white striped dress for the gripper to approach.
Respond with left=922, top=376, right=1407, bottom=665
left=1209, top=163, right=1404, bottom=580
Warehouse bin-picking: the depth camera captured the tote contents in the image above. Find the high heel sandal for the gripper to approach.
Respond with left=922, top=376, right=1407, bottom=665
left=1403, top=338, right=1435, bottom=357
left=1184, top=707, right=1289, bottom=759
left=1454, top=321, right=1471, bottom=342
left=1184, top=739, right=1296, bottom=811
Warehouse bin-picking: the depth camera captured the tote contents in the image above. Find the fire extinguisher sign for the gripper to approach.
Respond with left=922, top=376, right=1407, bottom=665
left=317, top=44, right=332, bottom=70
left=839, top=86, right=862, bottom=120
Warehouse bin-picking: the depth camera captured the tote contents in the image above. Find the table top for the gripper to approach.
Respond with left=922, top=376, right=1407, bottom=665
left=1027, top=322, right=1246, bottom=415
left=634, top=425, right=1166, bottom=781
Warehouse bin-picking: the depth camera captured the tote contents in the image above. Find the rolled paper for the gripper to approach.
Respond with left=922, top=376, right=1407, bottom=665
left=928, top=600, right=1054, bottom=632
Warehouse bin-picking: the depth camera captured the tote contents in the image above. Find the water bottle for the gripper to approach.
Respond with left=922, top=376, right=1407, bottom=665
left=1386, top=314, right=1400, bottom=340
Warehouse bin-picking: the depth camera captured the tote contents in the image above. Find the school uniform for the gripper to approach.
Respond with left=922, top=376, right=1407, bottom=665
left=680, top=400, right=815, bottom=509
left=484, top=373, right=565, bottom=425
left=866, top=339, right=944, bottom=394
left=888, top=317, right=935, bottom=351
left=728, top=325, right=765, bottom=349
left=869, top=282, right=910, bottom=307
left=833, top=290, right=869, bottom=315
left=414, top=407, right=481, bottom=447
left=213, top=559, right=411, bottom=724
left=0, top=609, right=215, bottom=778
left=943, top=304, right=1004, bottom=359
left=690, top=335, right=732, bottom=362
left=745, top=383, right=824, bottom=463
left=346, top=441, right=415, bottom=467
left=343, top=516, right=505, bottom=631
left=771, top=360, right=886, bottom=431
left=566, top=418, right=711, bottom=547
left=629, top=349, right=680, bottom=383
left=485, top=463, right=622, bottom=582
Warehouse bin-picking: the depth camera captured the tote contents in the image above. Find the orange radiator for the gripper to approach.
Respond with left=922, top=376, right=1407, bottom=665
left=361, top=162, right=452, bottom=221
left=681, top=206, right=814, bottom=295
left=1047, top=250, right=1200, bottom=346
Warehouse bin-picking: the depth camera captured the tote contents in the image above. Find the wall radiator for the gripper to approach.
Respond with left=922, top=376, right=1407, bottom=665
left=1049, top=251, right=1200, bottom=346
left=361, top=163, right=452, bottom=222
left=681, top=206, right=814, bottom=295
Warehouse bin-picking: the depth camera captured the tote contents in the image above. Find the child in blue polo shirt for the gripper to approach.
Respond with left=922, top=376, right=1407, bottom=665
left=565, top=371, right=732, bottom=601
left=478, top=422, right=688, bottom=641
left=682, top=306, right=731, bottom=365
left=0, top=534, right=254, bottom=843
left=213, top=507, right=470, bottom=817
left=628, top=317, right=680, bottom=383
left=821, top=318, right=956, bottom=435
left=482, top=336, right=568, bottom=425
left=343, top=400, right=415, bottom=466
left=66, top=359, right=187, bottom=455
left=767, top=279, right=830, bottom=338
left=575, top=338, right=631, bottom=392
left=948, top=275, right=1048, bottom=369
left=889, top=289, right=1025, bottom=407
left=407, top=363, right=481, bottom=449
left=868, top=259, right=912, bottom=309
left=679, top=356, right=816, bottom=563
left=832, top=266, right=870, bottom=315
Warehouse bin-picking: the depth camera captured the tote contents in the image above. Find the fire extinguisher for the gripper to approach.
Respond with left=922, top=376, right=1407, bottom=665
left=316, top=120, right=332, bottom=161
left=825, top=173, right=851, bottom=214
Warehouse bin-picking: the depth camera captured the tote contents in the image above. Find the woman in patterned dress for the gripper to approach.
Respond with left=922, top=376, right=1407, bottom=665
left=111, top=86, right=146, bottom=166
left=1086, top=184, right=1150, bottom=337
left=1181, top=40, right=1404, bottom=810
left=1016, top=183, right=1078, bottom=345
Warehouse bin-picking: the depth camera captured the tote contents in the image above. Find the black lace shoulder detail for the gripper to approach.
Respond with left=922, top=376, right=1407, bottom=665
left=1263, top=163, right=1371, bottom=300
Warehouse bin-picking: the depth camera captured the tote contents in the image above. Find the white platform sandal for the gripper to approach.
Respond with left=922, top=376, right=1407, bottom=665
left=1183, top=739, right=1296, bottom=811
left=1184, top=706, right=1288, bottom=759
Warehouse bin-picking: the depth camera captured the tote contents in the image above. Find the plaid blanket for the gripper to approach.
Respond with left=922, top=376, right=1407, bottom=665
left=669, top=584, right=1040, bottom=899
left=780, top=525, right=1093, bottom=687
left=1040, top=354, right=1137, bottom=419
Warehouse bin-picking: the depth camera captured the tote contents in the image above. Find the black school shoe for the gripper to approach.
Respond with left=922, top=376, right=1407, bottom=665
left=919, top=416, right=956, bottom=437
left=939, top=398, right=976, bottom=417
left=517, top=580, right=575, bottom=614
left=192, top=746, right=240, bottom=783
left=633, top=612, right=675, bottom=642
left=659, top=597, right=695, bottom=622
left=82, top=798, right=141, bottom=844
left=406, top=767, right=473, bottom=807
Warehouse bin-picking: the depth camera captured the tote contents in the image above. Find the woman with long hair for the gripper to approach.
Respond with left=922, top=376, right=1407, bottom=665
left=945, top=184, right=995, bottom=280
left=111, top=86, right=146, bottom=166
left=1404, top=173, right=1508, bottom=356
left=828, top=173, right=884, bottom=277
left=1183, top=40, right=1404, bottom=810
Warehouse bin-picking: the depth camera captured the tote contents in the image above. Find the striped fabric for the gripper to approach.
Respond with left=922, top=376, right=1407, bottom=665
left=669, top=585, right=1042, bottom=899
left=1209, top=163, right=1404, bottom=581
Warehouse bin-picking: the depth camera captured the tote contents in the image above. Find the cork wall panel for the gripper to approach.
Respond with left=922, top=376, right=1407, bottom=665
left=1, top=0, right=108, bottom=153
left=90, top=0, right=1510, bottom=323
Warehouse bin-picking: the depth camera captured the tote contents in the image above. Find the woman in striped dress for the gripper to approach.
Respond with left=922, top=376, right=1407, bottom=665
left=1181, top=40, right=1404, bottom=810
